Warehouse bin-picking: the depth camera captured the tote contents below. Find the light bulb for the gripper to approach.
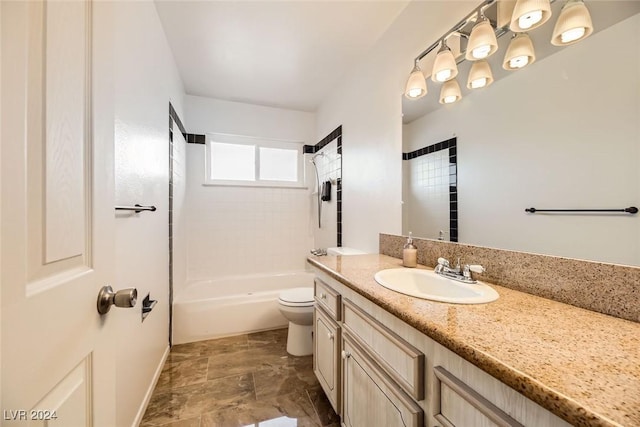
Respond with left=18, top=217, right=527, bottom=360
left=407, top=88, right=423, bottom=98
left=470, top=78, right=487, bottom=89
left=436, top=69, right=452, bottom=82
left=509, top=55, right=529, bottom=69
left=465, top=19, right=498, bottom=61
left=439, top=79, right=461, bottom=104
left=472, top=45, right=491, bottom=59
left=561, top=27, right=586, bottom=43
left=404, top=63, right=427, bottom=99
left=518, top=10, right=543, bottom=30
left=467, top=60, right=493, bottom=89
left=510, top=0, right=552, bottom=32
left=432, top=45, right=458, bottom=83
left=503, top=33, right=535, bottom=70
left=551, top=0, right=593, bottom=46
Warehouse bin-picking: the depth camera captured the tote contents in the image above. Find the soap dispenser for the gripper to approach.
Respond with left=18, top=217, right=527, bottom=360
left=403, top=232, right=417, bottom=268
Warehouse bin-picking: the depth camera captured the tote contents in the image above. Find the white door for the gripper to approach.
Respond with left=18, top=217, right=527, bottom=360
left=1, top=1, right=118, bottom=425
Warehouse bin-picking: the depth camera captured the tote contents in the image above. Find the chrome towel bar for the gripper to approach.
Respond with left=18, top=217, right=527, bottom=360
left=115, top=204, right=157, bottom=213
left=525, top=207, right=637, bottom=214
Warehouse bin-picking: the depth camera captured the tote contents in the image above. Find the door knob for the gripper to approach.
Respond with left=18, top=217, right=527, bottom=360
left=97, top=285, right=138, bottom=315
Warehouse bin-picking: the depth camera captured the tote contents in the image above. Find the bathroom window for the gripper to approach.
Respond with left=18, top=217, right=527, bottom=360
left=205, top=134, right=304, bottom=188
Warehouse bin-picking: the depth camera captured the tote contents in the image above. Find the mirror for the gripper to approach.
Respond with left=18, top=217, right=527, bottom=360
left=402, top=3, right=640, bottom=266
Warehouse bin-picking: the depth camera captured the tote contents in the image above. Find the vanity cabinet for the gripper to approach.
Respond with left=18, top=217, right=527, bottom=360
left=311, top=268, right=572, bottom=427
left=342, top=334, right=424, bottom=427
left=314, top=304, right=340, bottom=412
left=313, top=279, right=342, bottom=414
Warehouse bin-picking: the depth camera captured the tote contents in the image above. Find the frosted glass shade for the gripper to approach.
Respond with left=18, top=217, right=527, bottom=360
left=551, top=0, right=593, bottom=46
left=404, top=64, right=427, bottom=99
left=467, top=60, right=494, bottom=89
left=503, top=33, right=536, bottom=70
left=510, top=0, right=552, bottom=32
left=439, top=79, right=462, bottom=104
left=432, top=47, right=458, bottom=82
left=465, top=20, right=498, bottom=61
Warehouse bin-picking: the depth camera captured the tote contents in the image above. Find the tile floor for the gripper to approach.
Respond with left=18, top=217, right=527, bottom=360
left=141, top=328, right=340, bottom=427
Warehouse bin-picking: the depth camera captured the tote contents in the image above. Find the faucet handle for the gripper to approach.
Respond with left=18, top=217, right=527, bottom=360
left=468, top=265, right=485, bottom=273
left=437, top=257, right=450, bottom=267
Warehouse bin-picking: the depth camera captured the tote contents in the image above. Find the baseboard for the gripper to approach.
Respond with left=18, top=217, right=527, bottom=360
left=132, top=345, right=170, bottom=427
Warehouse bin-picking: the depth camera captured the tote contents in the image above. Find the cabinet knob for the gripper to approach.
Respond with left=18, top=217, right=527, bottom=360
left=319, top=292, right=327, bottom=299
left=341, top=350, right=351, bottom=359
left=327, top=332, right=334, bottom=340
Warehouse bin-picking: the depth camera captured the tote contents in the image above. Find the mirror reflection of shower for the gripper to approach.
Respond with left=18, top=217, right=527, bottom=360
left=310, top=152, right=324, bottom=228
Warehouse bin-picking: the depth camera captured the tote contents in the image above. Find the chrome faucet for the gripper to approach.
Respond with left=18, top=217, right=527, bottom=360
left=434, top=257, right=485, bottom=284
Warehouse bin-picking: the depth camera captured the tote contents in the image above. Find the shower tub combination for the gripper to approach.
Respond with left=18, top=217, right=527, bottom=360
left=173, top=271, right=315, bottom=344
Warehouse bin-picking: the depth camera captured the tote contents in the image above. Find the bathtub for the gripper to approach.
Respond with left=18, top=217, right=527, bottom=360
left=173, top=271, right=315, bottom=344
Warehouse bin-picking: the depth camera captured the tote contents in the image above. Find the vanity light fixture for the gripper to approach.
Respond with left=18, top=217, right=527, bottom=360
left=551, top=0, right=593, bottom=46
left=503, top=33, right=536, bottom=70
left=404, top=0, right=594, bottom=106
left=431, top=40, right=458, bottom=83
left=465, top=10, right=498, bottom=60
left=510, top=0, right=552, bottom=32
left=467, top=60, right=494, bottom=89
left=439, top=79, right=462, bottom=104
left=404, top=60, right=428, bottom=99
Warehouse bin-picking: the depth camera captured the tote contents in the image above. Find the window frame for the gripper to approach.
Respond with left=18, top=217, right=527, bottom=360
left=204, top=133, right=306, bottom=188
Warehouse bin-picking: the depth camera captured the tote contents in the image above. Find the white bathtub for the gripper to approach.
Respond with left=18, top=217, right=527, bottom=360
left=173, top=271, right=315, bottom=344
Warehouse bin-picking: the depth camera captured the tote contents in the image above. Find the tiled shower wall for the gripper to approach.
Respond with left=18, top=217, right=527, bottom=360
left=185, top=144, right=312, bottom=280
left=309, top=138, right=342, bottom=249
left=402, top=137, right=457, bottom=242
left=180, top=95, right=316, bottom=283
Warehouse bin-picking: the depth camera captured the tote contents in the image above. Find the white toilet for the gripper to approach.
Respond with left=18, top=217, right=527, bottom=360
left=278, top=287, right=315, bottom=356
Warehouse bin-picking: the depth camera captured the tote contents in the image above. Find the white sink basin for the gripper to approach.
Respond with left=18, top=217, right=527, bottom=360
left=374, top=268, right=499, bottom=304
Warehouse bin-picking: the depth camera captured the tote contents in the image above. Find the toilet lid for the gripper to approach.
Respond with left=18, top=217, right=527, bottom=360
left=279, top=287, right=314, bottom=305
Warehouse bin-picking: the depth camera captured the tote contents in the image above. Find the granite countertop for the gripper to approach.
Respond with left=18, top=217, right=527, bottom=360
left=307, top=254, right=640, bottom=427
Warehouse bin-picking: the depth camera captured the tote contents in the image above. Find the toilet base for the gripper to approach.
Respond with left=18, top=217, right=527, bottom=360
left=286, top=322, right=313, bottom=356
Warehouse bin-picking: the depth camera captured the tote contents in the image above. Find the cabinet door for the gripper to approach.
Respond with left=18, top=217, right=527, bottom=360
left=434, top=367, right=523, bottom=427
left=314, top=307, right=341, bottom=413
left=342, top=335, right=423, bottom=427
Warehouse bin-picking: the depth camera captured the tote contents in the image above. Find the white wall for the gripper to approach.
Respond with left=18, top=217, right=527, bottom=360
left=183, top=96, right=315, bottom=282
left=315, top=1, right=473, bottom=253
left=404, top=14, right=640, bottom=266
left=112, top=2, right=184, bottom=426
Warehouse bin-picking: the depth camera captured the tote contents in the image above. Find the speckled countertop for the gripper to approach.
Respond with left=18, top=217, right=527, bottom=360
left=307, top=254, right=640, bottom=427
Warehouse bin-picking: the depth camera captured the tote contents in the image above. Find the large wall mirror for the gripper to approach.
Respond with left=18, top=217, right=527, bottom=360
left=402, top=2, right=640, bottom=266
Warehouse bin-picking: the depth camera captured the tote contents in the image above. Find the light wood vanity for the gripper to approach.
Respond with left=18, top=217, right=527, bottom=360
left=309, top=254, right=640, bottom=427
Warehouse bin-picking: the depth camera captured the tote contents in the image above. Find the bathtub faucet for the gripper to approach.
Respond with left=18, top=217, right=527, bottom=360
left=310, top=248, right=327, bottom=256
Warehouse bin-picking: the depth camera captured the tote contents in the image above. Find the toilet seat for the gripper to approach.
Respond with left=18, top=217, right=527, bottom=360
left=279, top=287, right=314, bottom=307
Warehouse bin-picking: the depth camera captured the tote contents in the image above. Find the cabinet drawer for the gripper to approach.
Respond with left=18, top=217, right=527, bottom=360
left=342, top=334, right=423, bottom=427
left=342, top=299, right=424, bottom=400
left=434, top=366, right=523, bottom=427
left=313, top=307, right=341, bottom=414
left=315, top=278, right=341, bottom=320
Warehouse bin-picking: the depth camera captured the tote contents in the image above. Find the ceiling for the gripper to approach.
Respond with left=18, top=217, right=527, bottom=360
left=154, top=0, right=409, bottom=112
